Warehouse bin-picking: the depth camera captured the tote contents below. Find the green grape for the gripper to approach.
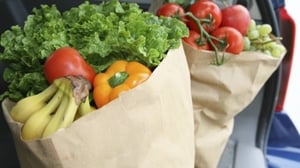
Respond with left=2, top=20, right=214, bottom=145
left=244, top=19, right=286, bottom=58
left=256, top=43, right=266, bottom=50
left=243, top=36, right=251, bottom=51
left=263, top=49, right=272, bottom=56
left=271, top=48, right=282, bottom=57
left=247, top=29, right=260, bottom=40
left=257, top=24, right=272, bottom=36
left=271, top=44, right=286, bottom=57
left=277, top=44, right=286, bottom=53
left=262, top=36, right=272, bottom=42
left=249, top=19, right=256, bottom=32
left=249, top=45, right=257, bottom=51
left=265, top=41, right=277, bottom=49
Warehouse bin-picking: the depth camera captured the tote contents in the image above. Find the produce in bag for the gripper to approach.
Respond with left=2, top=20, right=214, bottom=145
left=9, top=75, right=93, bottom=140
left=93, top=60, right=152, bottom=108
left=1, top=0, right=195, bottom=167
left=154, top=0, right=286, bottom=167
left=183, top=41, right=285, bottom=168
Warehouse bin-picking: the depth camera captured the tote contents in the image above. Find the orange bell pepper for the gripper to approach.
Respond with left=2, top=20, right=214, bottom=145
left=93, top=60, right=152, bottom=108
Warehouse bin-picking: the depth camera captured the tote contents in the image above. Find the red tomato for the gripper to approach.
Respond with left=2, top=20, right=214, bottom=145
left=44, top=47, right=96, bottom=84
left=182, top=30, right=210, bottom=50
left=187, top=1, right=222, bottom=33
left=221, top=4, right=251, bottom=35
left=211, top=26, right=244, bottom=54
left=156, top=2, right=185, bottom=20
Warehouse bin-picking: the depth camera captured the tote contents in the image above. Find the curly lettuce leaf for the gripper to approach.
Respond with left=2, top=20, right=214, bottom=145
left=0, top=0, right=188, bottom=101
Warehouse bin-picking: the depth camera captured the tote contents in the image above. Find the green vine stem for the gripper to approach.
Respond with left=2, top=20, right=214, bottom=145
left=251, top=36, right=283, bottom=45
left=185, top=12, right=227, bottom=65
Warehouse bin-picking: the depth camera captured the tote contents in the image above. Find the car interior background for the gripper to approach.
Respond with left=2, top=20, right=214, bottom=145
left=0, top=0, right=297, bottom=168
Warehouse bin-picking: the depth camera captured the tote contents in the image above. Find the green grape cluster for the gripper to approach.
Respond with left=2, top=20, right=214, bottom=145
left=243, top=19, right=286, bottom=57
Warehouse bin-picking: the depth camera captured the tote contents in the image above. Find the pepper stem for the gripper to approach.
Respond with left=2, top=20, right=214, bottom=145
left=108, top=72, right=129, bottom=88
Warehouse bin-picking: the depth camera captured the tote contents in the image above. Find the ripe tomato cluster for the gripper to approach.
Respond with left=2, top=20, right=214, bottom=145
left=156, top=0, right=251, bottom=56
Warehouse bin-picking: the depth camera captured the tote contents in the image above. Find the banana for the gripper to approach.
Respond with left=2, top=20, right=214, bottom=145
left=42, top=79, right=79, bottom=137
left=21, top=81, right=66, bottom=140
left=20, top=76, right=92, bottom=140
left=10, top=101, right=46, bottom=123
left=76, top=95, right=96, bottom=119
left=21, top=111, right=52, bottom=140
left=59, top=89, right=80, bottom=129
left=42, top=76, right=92, bottom=138
left=9, top=80, right=62, bottom=123
left=42, top=93, right=69, bottom=138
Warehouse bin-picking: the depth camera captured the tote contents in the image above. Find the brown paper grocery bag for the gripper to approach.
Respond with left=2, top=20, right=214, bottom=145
left=2, top=43, right=195, bottom=168
left=183, top=41, right=285, bottom=168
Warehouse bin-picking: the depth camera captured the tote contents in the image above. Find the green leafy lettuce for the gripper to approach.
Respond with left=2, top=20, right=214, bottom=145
left=0, top=0, right=188, bottom=101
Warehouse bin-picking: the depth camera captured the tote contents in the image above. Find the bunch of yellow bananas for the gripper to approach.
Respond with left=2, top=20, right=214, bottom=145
left=9, top=76, right=95, bottom=140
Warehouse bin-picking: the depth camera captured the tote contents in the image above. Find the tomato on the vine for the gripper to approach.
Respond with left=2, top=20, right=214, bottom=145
left=221, top=4, right=251, bottom=36
left=182, top=30, right=210, bottom=50
left=211, top=26, right=244, bottom=54
left=187, top=1, right=222, bottom=33
left=156, top=2, right=185, bottom=20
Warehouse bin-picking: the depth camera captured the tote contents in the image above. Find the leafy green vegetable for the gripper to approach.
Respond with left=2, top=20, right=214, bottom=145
left=0, top=0, right=188, bottom=101
left=165, top=0, right=194, bottom=9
